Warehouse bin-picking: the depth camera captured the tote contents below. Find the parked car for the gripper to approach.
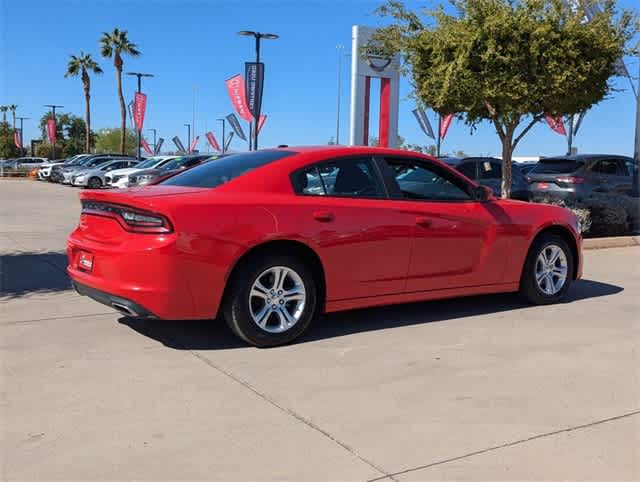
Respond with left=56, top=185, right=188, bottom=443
left=13, top=157, right=47, bottom=169
left=50, top=153, right=130, bottom=183
left=443, top=157, right=531, bottom=201
left=71, top=159, right=140, bottom=188
left=526, top=154, right=636, bottom=199
left=106, top=156, right=178, bottom=188
left=38, top=154, right=91, bottom=181
left=59, top=154, right=136, bottom=184
left=127, top=154, right=216, bottom=187
left=68, top=146, right=582, bottom=347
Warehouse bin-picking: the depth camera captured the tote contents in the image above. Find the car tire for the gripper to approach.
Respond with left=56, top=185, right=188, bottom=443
left=223, top=254, right=319, bottom=347
left=519, top=233, right=573, bottom=305
left=87, top=177, right=102, bottom=189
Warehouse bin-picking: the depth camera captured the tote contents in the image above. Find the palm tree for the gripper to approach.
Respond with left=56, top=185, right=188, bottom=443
left=100, top=28, right=140, bottom=154
left=8, top=105, right=17, bottom=129
left=0, top=106, right=8, bottom=123
left=65, top=52, right=103, bottom=152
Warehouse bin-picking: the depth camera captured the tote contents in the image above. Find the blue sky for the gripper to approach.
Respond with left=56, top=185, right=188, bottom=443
left=1, top=0, right=638, bottom=157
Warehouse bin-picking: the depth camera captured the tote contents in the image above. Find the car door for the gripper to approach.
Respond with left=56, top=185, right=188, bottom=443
left=379, top=156, right=507, bottom=292
left=290, top=156, right=412, bottom=300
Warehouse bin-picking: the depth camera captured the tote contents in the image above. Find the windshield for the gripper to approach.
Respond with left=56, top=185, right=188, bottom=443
left=161, top=150, right=296, bottom=188
left=136, top=158, right=163, bottom=169
left=531, top=158, right=584, bottom=174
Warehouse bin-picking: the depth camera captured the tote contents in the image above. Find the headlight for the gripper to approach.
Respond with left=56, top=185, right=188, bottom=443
left=137, top=175, right=155, bottom=184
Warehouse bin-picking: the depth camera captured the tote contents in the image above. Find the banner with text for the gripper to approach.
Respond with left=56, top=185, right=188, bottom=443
left=14, top=129, right=22, bottom=148
left=154, top=138, right=164, bottom=155
left=412, top=108, right=435, bottom=140
left=225, top=74, right=253, bottom=122
left=46, top=119, right=56, bottom=143
left=440, top=114, right=454, bottom=140
left=189, top=135, right=200, bottom=153
left=245, top=62, right=265, bottom=121
left=172, top=136, right=186, bottom=153
left=224, top=132, right=235, bottom=152
left=257, top=115, right=267, bottom=134
left=545, top=115, right=567, bottom=136
left=133, top=92, right=147, bottom=132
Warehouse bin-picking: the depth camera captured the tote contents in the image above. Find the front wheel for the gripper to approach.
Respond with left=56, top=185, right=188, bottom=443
left=223, top=254, right=318, bottom=347
left=520, top=234, right=573, bottom=304
left=87, top=177, right=102, bottom=189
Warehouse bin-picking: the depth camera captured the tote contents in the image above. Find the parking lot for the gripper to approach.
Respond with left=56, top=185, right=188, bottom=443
left=1, top=179, right=639, bottom=480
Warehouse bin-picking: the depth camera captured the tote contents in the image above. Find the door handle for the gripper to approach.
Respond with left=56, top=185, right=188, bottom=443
left=313, top=211, right=334, bottom=222
left=415, top=216, right=432, bottom=227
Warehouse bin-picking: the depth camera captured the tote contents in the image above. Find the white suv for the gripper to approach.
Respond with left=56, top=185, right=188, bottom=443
left=105, top=156, right=177, bottom=188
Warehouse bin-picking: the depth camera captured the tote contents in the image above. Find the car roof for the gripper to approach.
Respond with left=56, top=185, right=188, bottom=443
left=541, top=154, right=632, bottom=161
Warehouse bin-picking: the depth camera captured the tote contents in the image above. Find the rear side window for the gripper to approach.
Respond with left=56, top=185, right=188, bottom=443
left=589, top=158, right=625, bottom=176
left=292, top=158, right=385, bottom=198
left=478, top=161, right=501, bottom=179
left=531, top=158, right=583, bottom=174
left=456, top=162, right=477, bottom=179
left=161, top=150, right=296, bottom=188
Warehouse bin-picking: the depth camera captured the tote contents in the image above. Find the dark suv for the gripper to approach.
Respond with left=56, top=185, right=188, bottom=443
left=527, top=154, right=636, bottom=199
left=442, top=157, right=531, bottom=201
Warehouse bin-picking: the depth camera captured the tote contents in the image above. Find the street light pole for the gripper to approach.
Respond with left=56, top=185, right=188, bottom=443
left=184, top=124, right=191, bottom=153
left=336, top=44, right=344, bottom=145
left=238, top=30, right=279, bottom=151
left=217, top=118, right=226, bottom=153
left=126, top=72, right=154, bottom=161
left=633, top=60, right=639, bottom=197
left=16, top=116, right=29, bottom=156
left=43, top=104, right=63, bottom=160
left=148, top=128, right=157, bottom=154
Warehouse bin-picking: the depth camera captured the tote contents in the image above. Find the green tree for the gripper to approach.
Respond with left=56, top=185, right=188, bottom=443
left=95, top=127, right=137, bottom=156
left=65, top=52, right=103, bottom=152
left=0, top=121, right=21, bottom=159
left=373, top=0, right=637, bottom=197
left=100, top=28, right=141, bottom=154
left=0, top=106, right=7, bottom=123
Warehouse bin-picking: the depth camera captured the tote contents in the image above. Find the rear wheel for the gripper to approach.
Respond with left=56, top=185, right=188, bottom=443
left=223, top=254, right=318, bottom=347
left=520, top=234, right=573, bottom=304
left=87, top=177, right=102, bottom=189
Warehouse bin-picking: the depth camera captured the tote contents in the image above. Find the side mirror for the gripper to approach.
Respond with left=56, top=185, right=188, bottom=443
left=472, top=185, right=494, bottom=202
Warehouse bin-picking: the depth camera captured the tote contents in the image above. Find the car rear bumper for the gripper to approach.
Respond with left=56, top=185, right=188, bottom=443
left=72, top=280, right=158, bottom=318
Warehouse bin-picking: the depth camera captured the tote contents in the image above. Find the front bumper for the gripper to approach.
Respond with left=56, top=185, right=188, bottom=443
left=107, top=175, right=129, bottom=188
left=38, top=168, right=51, bottom=179
left=72, top=176, right=88, bottom=186
left=62, top=172, right=74, bottom=184
left=73, top=280, right=157, bottom=318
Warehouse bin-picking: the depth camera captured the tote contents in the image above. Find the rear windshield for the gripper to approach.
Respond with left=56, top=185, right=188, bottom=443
left=530, top=158, right=583, bottom=174
left=161, top=150, right=296, bottom=188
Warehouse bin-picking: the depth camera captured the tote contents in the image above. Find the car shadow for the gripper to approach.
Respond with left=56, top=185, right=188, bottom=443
left=119, top=278, right=623, bottom=350
left=0, top=251, right=71, bottom=299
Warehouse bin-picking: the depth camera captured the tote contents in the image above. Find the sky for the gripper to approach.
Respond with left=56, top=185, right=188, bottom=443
left=1, top=0, right=638, bottom=158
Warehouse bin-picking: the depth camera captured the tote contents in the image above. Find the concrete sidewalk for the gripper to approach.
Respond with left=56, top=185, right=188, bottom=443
left=2, top=180, right=639, bottom=480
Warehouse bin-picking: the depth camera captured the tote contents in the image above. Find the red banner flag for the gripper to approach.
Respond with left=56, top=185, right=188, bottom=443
left=14, top=129, right=22, bottom=148
left=257, top=114, right=267, bottom=134
left=225, top=74, right=253, bottom=122
left=133, top=92, right=147, bottom=132
left=205, top=132, right=221, bottom=152
left=440, top=114, right=454, bottom=140
left=545, top=115, right=566, bottom=136
left=46, top=119, right=56, bottom=143
left=140, top=138, right=153, bottom=155
left=189, top=135, right=200, bottom=153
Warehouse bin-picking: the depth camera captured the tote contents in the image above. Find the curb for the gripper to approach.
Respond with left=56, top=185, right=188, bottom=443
left=583, top=236, right=640, bottom=250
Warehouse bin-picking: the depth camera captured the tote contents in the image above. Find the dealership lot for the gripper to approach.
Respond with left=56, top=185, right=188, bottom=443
left=1, top=180, right=639, bottom=480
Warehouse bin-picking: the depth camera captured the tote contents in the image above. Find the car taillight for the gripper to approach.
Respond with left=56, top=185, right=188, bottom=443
left=555, top=176, right=584, bottom=184
left=81, top=200, right=172, bottom=234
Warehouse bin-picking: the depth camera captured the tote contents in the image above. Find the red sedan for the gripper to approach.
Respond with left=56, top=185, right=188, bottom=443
left=67, top=146, right=582, bottom=347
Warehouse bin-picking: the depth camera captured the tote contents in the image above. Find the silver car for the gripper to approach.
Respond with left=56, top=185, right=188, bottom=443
left=71, top=159, right=140, bottom=188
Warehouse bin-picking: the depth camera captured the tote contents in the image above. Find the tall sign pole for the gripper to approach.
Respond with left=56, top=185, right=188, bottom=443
left=43, top=104, right=63, bottom=160
left=126, top=72, right=154, bottom=161
left=633, top=60, right=639, bottom=196
left=217, top=118, right=226, bottom=153
left=16, top=116, right=29, bottom=156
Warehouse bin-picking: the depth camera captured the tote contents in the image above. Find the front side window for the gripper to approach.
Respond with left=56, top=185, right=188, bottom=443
left=386, top=159, right=472, bottom=201
left=292, top=158, right=385, bottom=198
left=456, top=161, right=477, bottom=179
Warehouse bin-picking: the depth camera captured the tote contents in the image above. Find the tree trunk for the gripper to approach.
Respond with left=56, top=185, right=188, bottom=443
left=83, top=70, right=91, bottom=153
left=115, top=56, right=126, bottom=154
left=501, top=138, right=513, bottom=199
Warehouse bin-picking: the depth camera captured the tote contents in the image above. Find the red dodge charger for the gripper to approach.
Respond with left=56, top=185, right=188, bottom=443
left=67, top=146, right=582, bottom=347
